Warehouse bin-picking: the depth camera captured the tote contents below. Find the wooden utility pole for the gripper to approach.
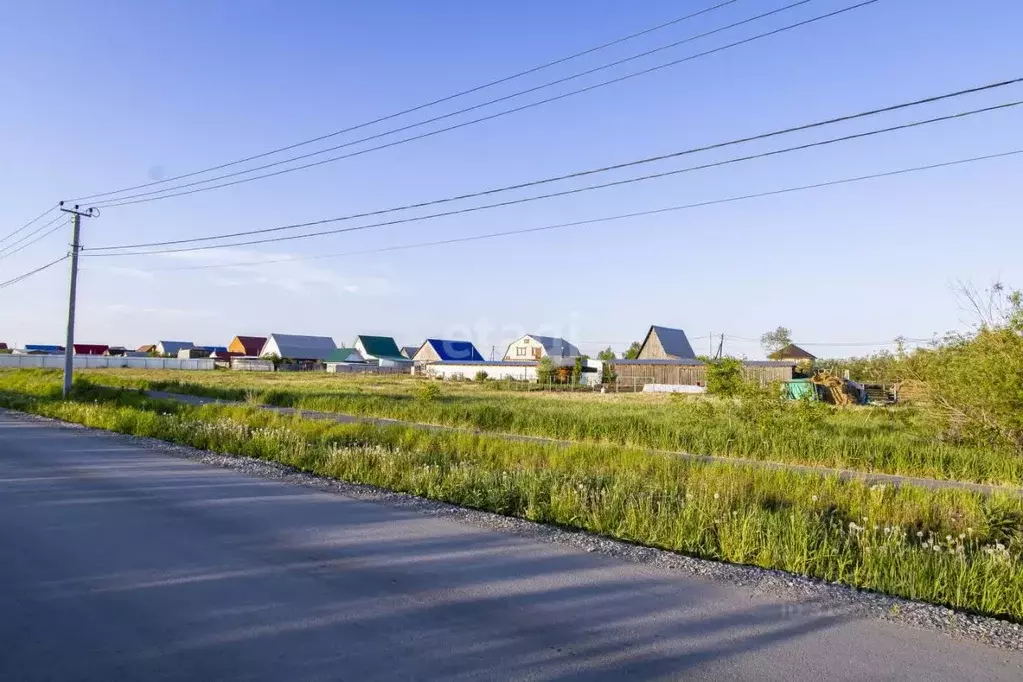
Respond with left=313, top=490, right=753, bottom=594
left=58, top=202, right=99, bottom=399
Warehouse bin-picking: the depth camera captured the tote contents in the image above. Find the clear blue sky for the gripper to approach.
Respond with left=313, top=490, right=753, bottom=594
left=1, top=0, right=1020, bottom=358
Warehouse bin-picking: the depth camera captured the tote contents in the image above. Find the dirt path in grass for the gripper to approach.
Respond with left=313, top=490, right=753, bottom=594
left=145, top=390, right=1023, bottom=496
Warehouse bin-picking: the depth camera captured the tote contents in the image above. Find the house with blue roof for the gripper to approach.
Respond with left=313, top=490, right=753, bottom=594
left=412, top=339, right=485, bottom=364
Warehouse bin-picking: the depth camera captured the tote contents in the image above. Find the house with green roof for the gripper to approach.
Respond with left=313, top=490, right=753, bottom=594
left=353, top=335, right=413, bottom=367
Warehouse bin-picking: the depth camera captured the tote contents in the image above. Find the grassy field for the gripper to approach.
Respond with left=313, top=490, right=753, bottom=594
left=1, top=368, right=1022, bottom=620
left=74, top=368, right=1023, bottom=485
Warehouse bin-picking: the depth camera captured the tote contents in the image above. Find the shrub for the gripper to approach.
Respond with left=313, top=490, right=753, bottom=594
left=474, top=370, right=489, bottom=382
left=416, top=382, right=441, bottom=402
left=706, top=358, right=743, bottom=396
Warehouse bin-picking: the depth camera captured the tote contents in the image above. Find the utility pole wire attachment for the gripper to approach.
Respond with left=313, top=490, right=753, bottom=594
left=57, top=202, right=99, bottom=400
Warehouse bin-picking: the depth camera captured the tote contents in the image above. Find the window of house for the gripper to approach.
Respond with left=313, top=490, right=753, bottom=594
left=516, top=346, right=526, bottom=357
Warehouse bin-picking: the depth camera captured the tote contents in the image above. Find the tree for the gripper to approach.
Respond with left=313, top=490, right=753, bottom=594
left=536, top=357, right=555, bottom=384
left=623, top=341, right=642, bottom=359
left=760, top=326, right=793, bottom=356
left=597, top=347, right=616, bottom=362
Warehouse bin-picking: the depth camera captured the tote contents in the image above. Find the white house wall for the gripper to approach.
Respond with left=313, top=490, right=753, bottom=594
left=425, top=363, right=537, bottom=382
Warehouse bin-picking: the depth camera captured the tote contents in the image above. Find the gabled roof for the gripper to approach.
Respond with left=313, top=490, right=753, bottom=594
left=156, top=341, right=194, bottom=355
left=263, top=333, right=337, bottom=360
left=400, top=345, right=420, bottom=359
left=194, top=346, right=229, bottom=354
left=423, top=339, right=484, bottom=362
left=642, top=326, right=696, bottom=360
left=136, top=344, right=156, bottom=353
left=232, top=335, right=267, bottom=356
left=356, top=335, right=404, bottom=359
left=527, top=335, right=580, bottom=358
left=73, top=344, right=109, bottom=355
left=0, top=343, right=8, bottom=351
left=769, top=343, right=817, bottom=361
left=325, top=348, right=366, bottom=363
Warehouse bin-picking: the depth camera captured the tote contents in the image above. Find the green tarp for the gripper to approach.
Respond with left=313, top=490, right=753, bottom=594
left=782, top=379, right=817, bottom=401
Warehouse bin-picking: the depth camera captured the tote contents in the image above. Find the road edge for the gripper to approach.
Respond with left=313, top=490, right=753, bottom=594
left=3, top=405, right=1022, bottom=652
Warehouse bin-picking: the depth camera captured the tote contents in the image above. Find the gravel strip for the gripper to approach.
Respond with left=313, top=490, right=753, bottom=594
left=147, top=389, right=1023, bottom=496
left=5, top=406, right=1023, bottom=652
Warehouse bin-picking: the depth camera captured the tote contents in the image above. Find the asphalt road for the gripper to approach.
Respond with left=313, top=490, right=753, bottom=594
left=1, top=411, right=1021, bottom=681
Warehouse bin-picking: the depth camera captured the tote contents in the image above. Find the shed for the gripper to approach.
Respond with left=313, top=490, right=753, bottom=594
left=260, top=333, right=337, bottom=361
left=325, top=348, right=366, bottom=364
left=769, top=343, right=817, bottom=362
left=742, top=360, right=797, bottom=385
left=400, top=346, right=420, bottom=359
left=354, top=335, right=407, bottom=362
left=228, top=335, right=267, bottom=357
left=636, top=326, right=697, bottom=360
left=231, top=356, right=274, bottom=372
left=136, top=344, right=156, bottom=354
left=504, top=334, right=580, bottom=361
left=155, top=341, right=194, bottom=356
left=413, top=339, right=484, bottom=364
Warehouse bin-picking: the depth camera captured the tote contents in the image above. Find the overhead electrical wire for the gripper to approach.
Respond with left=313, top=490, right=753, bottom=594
left=0, top=214, right=69, bottom=259
left=86, top=76, right=1023, bottom=252
left=0, top=255, right=68, bottom=291
left=87, top=0, right=879, bottom=208
left=97, top=149, right=1021, bottom=273
left=0, top=204, right=59, bottom=246
left=68, top=0, right=744, bottom=203
left=84, top=100, right=1023, bottom=258
left=0, top=218, right=71, bottom=263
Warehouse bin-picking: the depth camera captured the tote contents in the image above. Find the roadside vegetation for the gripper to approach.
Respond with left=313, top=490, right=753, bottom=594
left=74, top=368, right=1022, bottom=485
left=1, top=368, right=1021, bottom=621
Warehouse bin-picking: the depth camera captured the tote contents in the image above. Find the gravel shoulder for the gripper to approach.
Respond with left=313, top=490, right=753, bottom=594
left=146, top=389, right=1023, bottom=496
left=4, top=405, right=1022, bottom=654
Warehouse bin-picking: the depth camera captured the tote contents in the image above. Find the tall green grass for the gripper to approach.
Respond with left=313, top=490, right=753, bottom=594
left=2, top=369, right=1022, bottom=621
left=79, top=368, right=1023, bottom=485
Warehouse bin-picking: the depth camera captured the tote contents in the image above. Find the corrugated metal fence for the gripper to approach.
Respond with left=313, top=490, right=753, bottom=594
left=0, top=355, right=215, bottom=371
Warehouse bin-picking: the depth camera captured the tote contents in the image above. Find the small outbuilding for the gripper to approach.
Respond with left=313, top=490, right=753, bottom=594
left=413, top=339, right=484, bottom=364
left=228, top=335, right=268, bottom=357
left=136, top=344, right=156, bottom=354
left=504, top=334, right=580, bottom=361
left=636, top=325, right=697, bottom=360
left=769, top=343, right=817, bottom=362
left=400, top=346, right=420, bottom=359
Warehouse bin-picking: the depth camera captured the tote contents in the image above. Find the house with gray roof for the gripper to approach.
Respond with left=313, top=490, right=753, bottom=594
left=155, top=340, right=194, bottom=356
left=259, top=333, right=337, bottom=361
left=636, top=325, right=697, bottom=361
left=503, top=334, right=580, bottom=361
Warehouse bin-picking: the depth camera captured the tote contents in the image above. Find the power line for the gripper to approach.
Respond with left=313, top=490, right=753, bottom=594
left=0, top=255, right=69, bottom=291
left=0, top=205, right=58, bottom=246
left=88, top=0, right=877, bottom=209
left=0, top=218, right=71, bottom=263
left=84, top=100, right=1023, bottom=258
left=0, top=214, right=68, bottom=257
left=101, top=148, right=1020, bottom=273
left=86, top=76, right=1023, bottom=252
left=67, top=0, right=742, bottom=203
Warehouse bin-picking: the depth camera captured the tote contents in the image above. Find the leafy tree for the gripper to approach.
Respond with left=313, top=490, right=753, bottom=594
left=597, top=347, right=616, bottom=361
left=623, top=341, right=642, bottom=359
left=761, top=326, right=793, bottom=356
left=536, top=357, right=555, bottom=384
